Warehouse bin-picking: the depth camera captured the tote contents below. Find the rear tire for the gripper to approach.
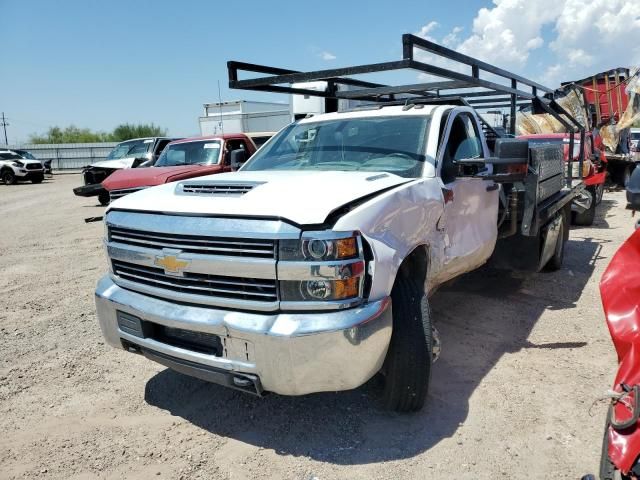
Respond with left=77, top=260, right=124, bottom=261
left=1, top=169, right=16, bottom=185
left=595, top=182, right=605, bottom=205
left=545, top=212, right=566, bottom=271
left=98, top=191, right=110, bottom=206
left=382, top=274, right=432, bottom=412
left=624, top=165, right=634, bottom=188
left=573, top=186, right=597, bottom=226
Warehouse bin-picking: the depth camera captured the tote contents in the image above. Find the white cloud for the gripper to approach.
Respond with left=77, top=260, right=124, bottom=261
left=320, top=51, right=336, bottom=61
left=416, top=0, right=640, bottom=87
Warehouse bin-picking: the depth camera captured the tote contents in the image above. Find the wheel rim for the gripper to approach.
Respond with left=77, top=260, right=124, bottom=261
left=3, top=172, right=12, bottom=184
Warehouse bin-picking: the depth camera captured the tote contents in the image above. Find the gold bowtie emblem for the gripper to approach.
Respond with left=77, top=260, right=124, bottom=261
left=155, top=254, right=190, bottom=274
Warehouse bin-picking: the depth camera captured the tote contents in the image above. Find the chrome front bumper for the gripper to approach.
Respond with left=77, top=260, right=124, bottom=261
left=95, top=276, right=392, bottom=395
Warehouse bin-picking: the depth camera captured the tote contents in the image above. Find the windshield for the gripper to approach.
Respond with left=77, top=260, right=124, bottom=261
left=106, top=140, right=151, bottom=160
left=631, top=132, right=640, bottom=141
left=155, top=140, right=221, bottom=167
left=16, top=150, right=36, bottom=160
left=242, top=115, right=429, bottom=178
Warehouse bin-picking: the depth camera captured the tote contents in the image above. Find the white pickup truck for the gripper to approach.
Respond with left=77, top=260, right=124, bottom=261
left=94, top=35, right=585, bottom=411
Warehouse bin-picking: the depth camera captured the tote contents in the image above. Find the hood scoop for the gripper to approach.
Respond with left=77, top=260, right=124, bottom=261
left=176, top=180, right=263, bottom=196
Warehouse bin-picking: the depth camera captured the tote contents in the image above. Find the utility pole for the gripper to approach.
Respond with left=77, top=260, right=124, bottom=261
left=0, top=113, right=8, bottom=146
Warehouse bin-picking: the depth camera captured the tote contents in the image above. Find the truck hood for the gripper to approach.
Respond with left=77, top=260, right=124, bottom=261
left=102, top=165, right=222, bottom=191
left=90, top=157, right=137, bottom=170
left=110, top=170, right=412, bottom=225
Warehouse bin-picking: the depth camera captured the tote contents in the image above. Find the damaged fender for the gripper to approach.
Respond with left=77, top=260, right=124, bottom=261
left=600, top=228, right=640, bottom=474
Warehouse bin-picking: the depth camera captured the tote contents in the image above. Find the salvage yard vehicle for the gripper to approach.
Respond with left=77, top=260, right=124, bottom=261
left=520, top=132, right=607, bottom=226
left=102, top=134, right=258, bottom=203
left=564, top=69, right=639, bottom=187
left=598, top=169, right=640, bottom=479
left=94, top=34, right=586, bottom=412
left=0, top=150, right=45, bottom=184
left=73, top=137, right=179, bottom=205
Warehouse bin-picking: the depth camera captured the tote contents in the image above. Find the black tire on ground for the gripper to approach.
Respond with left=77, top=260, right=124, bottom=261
left=545, top=211, right=566, bottom=272
left=1, top=169, right=17, bottom=185
left=624, top=165, right=634, bottom=188
left=573, top=186, right=597, bottom=226
left=595, top=182, right=605, bottom=205
left=382, top=273, right=432, bottom=412
left=98, top=191, right=110, bottom=206
left=31, top=176, right=43, bottom=184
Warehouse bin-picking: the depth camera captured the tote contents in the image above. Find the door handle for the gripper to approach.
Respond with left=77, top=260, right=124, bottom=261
left=486, top=184, right=499, bottom=192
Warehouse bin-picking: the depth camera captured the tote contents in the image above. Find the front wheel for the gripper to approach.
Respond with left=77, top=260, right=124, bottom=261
left=2, top=170, right=17, bottom=185
left=98, top=191, right=110, bottom=206
left=595, top=182, right=605, bottom=205
left=382, top=274, right=432, bottom=412
left=600, top=407, right=627, bottom=480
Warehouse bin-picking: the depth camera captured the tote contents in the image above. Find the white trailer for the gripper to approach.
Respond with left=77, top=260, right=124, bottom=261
left=199, top=100, right=291, bottom=136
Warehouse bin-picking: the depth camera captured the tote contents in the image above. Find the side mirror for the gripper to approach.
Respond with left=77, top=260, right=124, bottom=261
left=627, top=166, right=640, bottom=211
left=230, top=149, right=247, bottom=170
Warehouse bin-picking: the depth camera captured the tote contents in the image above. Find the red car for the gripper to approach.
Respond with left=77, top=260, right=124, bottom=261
left=519, top=132, right=607, bottom=226
left=102, top=133, right=259, bottom=203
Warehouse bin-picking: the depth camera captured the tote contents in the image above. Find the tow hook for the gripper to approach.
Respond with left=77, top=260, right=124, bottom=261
left=432, top=326, right=441, bottom=363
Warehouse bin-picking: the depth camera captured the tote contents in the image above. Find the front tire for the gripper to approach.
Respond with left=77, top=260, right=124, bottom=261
left=98, top=191, right=110, bottom=206
left=2, top=170, right=16, bottom=185
left=382, top=274, right=432, bottom=412
left=600, top=407, right=626, bottom=480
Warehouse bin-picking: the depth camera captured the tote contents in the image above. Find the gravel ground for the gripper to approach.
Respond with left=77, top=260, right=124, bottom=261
left=0, top=174, right=635, bottom=480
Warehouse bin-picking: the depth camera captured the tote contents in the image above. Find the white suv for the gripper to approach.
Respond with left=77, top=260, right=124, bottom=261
left=0, top=150, right=45, bottom=184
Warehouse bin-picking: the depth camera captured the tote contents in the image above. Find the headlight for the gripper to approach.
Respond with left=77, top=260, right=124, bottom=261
left=278, top=231, right=366, bottom=308
left=12, top=161, right=24, bottom=168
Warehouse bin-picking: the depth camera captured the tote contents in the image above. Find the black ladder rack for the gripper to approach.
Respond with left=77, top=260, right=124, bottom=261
left=227, top=33, right=587, bottom=185
left=227, top=33, right=559, bottom=136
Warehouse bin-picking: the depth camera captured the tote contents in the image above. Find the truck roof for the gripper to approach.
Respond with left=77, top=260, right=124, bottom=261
left=297, top=104, right=444, bottom=124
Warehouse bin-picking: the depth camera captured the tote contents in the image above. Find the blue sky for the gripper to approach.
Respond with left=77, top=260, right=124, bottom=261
left=2, top=0, right=638, bottom=143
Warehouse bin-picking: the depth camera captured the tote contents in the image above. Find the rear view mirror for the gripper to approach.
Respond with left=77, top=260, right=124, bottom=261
left=230, top=149, right=247, bottom=170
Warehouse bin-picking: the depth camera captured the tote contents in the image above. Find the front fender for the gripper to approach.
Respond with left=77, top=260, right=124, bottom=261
left=333, top=179, right=444, bottom=300
left=600, top=229, right=640, bottom=474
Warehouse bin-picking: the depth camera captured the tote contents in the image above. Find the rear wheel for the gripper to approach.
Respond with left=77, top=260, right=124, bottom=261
left=1, top=169, right=16, bottom=185
left=545, top=211, right=566, bottom=271
left=595, top=182, right=605, bottom=205
left=382, top=274, right=432, bottom=412
left=573, top=186, right=597, bottom=226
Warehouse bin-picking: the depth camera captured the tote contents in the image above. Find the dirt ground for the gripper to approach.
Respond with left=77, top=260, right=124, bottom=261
left=0, top=173, right=635, bottom=479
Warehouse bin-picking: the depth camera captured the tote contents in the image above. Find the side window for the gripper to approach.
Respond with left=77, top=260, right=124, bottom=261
left=440, top=113, right=483, bottom=184
left=224, top=139, right=249, bottom=165
left=155, top=139, right=171, bottom=155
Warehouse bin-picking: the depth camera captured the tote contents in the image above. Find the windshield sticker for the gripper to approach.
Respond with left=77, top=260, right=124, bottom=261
left=143, top=139, right=153, bottom=143
left=204, top=143, right=220, bottom=149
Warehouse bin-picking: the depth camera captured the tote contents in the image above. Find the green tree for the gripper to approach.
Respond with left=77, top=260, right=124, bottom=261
left=28, top=123, right=168, bottom=144
left=110, top=123, right=167, bottom=142
left=29, top=125, right=110, bottom=144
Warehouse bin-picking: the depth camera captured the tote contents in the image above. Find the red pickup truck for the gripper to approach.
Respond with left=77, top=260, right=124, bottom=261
left=102, top=133, right=259, bottom=203
left=520, top=132, right=607, bottom=226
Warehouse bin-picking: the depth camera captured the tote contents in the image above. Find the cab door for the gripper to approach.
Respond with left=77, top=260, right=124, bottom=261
left=436, top=110, right=499, bottom=278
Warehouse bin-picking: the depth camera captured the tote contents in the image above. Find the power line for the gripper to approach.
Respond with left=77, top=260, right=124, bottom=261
left=0, top=112, right=8, bottom=145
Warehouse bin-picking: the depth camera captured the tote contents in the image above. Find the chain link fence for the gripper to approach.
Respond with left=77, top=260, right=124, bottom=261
left=2, top=143, right=117, bottom=171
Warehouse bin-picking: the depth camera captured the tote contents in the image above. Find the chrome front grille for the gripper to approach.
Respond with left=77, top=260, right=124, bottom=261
left=109, top=226, right=276, bottom=258
left=110, top=187, right=147, bottom=201
left=112, top=260, right=278, bottom=303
